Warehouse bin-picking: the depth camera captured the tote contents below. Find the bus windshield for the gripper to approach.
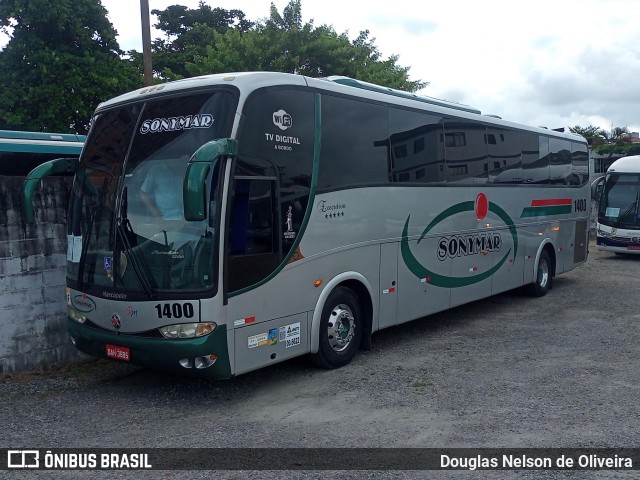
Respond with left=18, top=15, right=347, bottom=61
left=598, top=173, right=640, bottom=229
left=67, top=90, right=237, bottom=294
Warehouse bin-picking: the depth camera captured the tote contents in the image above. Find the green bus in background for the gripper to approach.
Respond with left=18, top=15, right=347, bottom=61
left=1, top=129, right=85, bottom=176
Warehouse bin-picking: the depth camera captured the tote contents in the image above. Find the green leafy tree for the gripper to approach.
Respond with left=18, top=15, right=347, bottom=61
left=153, top=0, right=425, bottom=92
left=582, top=125, right=637, bottom=156
left=569, top=125, right=606, bottom=146
left=601, top=126, right=631, bottom=146
left=0, top=0, right=141, bottom=133
left=144, top=1, right=253, bottom=81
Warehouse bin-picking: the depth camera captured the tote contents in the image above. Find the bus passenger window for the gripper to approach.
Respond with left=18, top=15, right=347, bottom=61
left=523, top=136, right=550, bottom=184
left=318, top=95, right=389, bottom=190
left=444, top=119, right=488, bottom=184
left=230, top=179, right=276, bottom=255
left=549, top=138, right=572, bottom=185
left=388, top=108, right=445, bottom=184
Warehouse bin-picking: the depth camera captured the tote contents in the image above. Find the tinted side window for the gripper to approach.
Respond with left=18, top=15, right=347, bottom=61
left=571, top=141, right=588, bottom=186
left=444, top=119, right=488, bottom=184
left=523, top=136, right=550, bottom=184
left=238, top=88, right=314, bottom=188
left=318, top=95, right=389, bottom=190
left=519, top=132, right=540, bottom=184
left=487, top=128, right=522, bottom=184
left=227, top=178, right=280, bottom=292
left=549, top=138, right=572, bottom=185
left=238, top=88, right=315, bottom=259
left=389, top=108, right=445, bottom=183
left=228, top=88, right=315, bottom=293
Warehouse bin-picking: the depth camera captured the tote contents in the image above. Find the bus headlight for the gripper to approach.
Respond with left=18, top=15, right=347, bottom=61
left=68, top=305, right=86, bottom=324
left=159, top=322, right=216, bottom=339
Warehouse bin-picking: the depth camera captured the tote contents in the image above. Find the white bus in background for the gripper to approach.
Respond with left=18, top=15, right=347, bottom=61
left=592, top=155, right=640, bottom=254
left=23, top=72, right=590, bottom=379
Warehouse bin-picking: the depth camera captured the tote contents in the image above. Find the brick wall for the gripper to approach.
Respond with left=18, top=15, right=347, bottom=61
left=0, top=176, right=86, bottom=375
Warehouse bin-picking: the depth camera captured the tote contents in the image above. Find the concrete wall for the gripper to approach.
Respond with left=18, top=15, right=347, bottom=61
left=0, top=176, right=85, bottom=375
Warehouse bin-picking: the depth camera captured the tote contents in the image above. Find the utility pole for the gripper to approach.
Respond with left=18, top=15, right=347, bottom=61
left=140, top=0, right=153, bottom=86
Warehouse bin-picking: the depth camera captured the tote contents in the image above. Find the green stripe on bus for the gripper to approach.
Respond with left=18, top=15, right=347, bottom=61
left=520, top=205, right=572, bottom=217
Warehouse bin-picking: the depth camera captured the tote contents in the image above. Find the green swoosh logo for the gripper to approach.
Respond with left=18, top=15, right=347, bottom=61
left=401, top=201, right=518, bottom=288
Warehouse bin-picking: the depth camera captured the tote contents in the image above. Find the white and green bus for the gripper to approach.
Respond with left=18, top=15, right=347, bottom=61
left=24, top=72, right=590, bottom=378
left=592, top=155, right=640, bottom=254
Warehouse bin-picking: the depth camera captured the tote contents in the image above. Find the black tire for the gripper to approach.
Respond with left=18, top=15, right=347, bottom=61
left=310, top=286, right=362, bottom=369
left=526, top=250, right=553, bottom=297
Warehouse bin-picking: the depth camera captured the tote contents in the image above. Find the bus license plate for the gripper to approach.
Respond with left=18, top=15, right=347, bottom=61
left=106, top=344, right=130, bottom=361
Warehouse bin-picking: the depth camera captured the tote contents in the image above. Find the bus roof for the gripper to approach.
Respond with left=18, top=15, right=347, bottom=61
left=323, top=76, right=481, bottom=114
left=607, top=155, right=640, bottom=174
left=96, top=71, right=585, bottom=143
left=0, top=130, right=86, bottom=143
left=0, top=130, right=85, bottom=176
left=0, top=129, right=85, bottom=155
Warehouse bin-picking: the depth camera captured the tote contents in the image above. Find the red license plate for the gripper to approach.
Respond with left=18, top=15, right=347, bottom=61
left=106, top=344, right=130, bottom=361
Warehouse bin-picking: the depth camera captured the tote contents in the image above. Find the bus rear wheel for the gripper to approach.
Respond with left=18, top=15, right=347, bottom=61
left=526, top=250, right=553, bottom=297
left=311, top=286, right=362, bottom=369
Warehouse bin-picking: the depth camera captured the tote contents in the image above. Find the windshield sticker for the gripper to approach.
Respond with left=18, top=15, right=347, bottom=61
left=139, top=114, right=214, bottom=134
left=67, top=235, right=82, bottom=263
left=605, top=207, right=620, bottom=218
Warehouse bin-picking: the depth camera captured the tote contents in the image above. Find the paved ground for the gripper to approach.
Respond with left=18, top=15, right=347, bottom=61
left=2, top=239, right=639, bottom=479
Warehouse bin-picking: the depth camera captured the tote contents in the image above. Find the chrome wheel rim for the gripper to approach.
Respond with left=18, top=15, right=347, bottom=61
left=327, top=304, right=355, bottom=352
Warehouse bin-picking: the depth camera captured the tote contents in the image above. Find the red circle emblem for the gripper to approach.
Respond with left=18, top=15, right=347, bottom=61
left=475, top=193, right=488, bottom=220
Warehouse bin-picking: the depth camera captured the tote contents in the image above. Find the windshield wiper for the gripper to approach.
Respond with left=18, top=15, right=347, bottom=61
left=116, top=219, right=153, bottom=298
left=619, top=192, right=640, bottom=220
left=115, top=186, right=153, bottom=297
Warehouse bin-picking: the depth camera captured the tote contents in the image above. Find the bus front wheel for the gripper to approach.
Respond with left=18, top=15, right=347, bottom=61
left=311, top=286, right=362, bottom=369
left=526, top=250, right=553, bottom=297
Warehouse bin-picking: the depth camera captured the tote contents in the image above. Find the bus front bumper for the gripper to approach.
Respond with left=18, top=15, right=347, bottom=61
left=68, top=318, right=232, bottom=379
left=597, top=235, right=640, bottom=254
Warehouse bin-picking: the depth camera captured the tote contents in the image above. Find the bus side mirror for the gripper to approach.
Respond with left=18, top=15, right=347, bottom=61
left=590, top=176, right=605, bottom=204
left=22, top=157, right=79, bottom=224
left=183, top=138, right=238, bottom=221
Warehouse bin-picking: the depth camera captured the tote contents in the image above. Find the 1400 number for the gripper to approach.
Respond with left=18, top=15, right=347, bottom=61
left=574, top=198, right=588, bottom=212
left=155, top=303, right=194, bottom=319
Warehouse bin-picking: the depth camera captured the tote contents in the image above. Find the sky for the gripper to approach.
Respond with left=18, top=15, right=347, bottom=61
left=4, top=0, right=640, bottom=134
